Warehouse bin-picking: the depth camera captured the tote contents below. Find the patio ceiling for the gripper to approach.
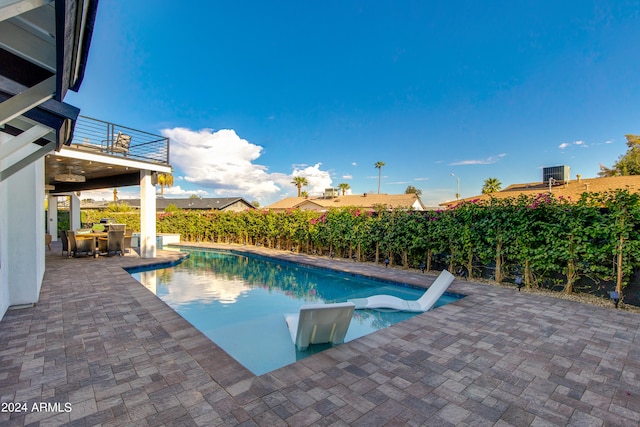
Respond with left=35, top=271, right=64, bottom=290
left=45, top=148, right=171, bottom=194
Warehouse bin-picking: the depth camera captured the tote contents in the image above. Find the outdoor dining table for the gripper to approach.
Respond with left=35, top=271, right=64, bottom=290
left=77, top=232, right=108, bottom=256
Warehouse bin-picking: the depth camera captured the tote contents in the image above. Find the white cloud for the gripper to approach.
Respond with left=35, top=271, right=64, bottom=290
left=559, top=140, right=589, bottom=150
left=352, top=162, right=357, bottom=166
left=289, top=163, right=333, bottom=196
left=449, top=153, right=506, bottom=166
left=162, top=185, right=208, bottom=197
left=158, top=128, right=273, bottom=199
left=342, top=174, right=353, bottom=179
left=160, top=127, right=334, bottom=202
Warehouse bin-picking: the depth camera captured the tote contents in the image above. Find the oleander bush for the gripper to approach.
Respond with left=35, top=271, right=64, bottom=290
left=76, top=189, right=640, bottom=303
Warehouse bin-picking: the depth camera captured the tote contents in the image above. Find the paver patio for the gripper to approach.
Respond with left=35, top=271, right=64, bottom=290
left=1, top=242, right=639, bottom=426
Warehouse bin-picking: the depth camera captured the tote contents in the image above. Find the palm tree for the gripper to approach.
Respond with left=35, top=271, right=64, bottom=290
left=338, top=182, right=351, bottom=195
left=374, top=161, right=385, bottom=194
left=157, top=173, right=174, bottom=198
left=481, top=177, right=502, bottom=194
left=291, top=176, right=309, bottom=197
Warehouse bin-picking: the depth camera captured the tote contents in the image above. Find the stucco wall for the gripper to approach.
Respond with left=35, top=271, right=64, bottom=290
left=226, top=200, right=253, bottom=212
left=0, top=132, right=9, bottom=318
left=0, top=129, right=46, bottom=321
left=0, top=158, right=8, bottom=319
left=6, top=158, right=45, bottom=306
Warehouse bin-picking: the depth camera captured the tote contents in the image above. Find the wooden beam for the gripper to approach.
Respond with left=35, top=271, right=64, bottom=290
left=0, top=138, right=54, bottom=182
left=0, top=75, right=55, bottom=125
left=0, top=0, right=52, bottom=22
left=0, top=123, right=50, bottom=158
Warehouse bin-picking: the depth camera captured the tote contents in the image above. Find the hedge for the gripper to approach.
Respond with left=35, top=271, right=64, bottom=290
left=75, top=189, right=640, bottom=302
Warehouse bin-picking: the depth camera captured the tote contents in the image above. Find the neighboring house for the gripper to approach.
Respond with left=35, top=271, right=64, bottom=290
left=439, top=175, right=640, bottom=208
left=267, top=193, right=428, bottom=212
left=83, top=197, right=256, bottom=212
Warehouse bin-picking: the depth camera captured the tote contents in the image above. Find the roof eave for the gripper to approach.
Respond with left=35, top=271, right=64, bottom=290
left=56, top=0, right=100, bottom=99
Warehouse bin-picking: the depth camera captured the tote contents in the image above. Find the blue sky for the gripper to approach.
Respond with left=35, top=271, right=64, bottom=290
left=66, top=1, right=640, bottom=206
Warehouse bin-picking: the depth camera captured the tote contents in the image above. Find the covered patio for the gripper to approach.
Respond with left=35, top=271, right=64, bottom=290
left=1, top=0, right=170, bottom=320
left=44, top=114, right=172, bottom=259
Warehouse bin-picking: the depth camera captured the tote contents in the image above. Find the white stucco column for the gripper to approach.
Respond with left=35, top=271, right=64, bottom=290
left=140, top=170, right=156, bottom=258
left=47, top=195, right=58, bottom=241
left=0, top=133, right=8, bottom=317
left=6, top=158, right=45, bottom=306
left=69, top=193, right=81, bottom=230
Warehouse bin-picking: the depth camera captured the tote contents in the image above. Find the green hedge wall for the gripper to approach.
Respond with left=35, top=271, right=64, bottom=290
left=79, top=189, right=640, bottom=300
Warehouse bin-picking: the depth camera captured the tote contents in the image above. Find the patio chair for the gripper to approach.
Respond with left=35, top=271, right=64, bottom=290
left=112, top=132, right=131, bottom=155
left=98, top=229, right=125, bottom=256
left=348, top=269, right=455, bottom=312
left=123, top=228, right=133, bottom=254
left=284, top=302, right=355, bottom=351
left=68, top=230, right=94, bottom=257
left=59, top=230, right=70, bottom=257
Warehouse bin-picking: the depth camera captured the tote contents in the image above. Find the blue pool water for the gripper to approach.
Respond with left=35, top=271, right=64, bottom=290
left=129, top=249, right=461, bottom=375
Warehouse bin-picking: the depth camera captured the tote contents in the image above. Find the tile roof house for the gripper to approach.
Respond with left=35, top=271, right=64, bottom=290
left=439, top=175, right=640, bottom=207
left=267, top=193, right=428, bottom=212
left=83, top=197, right=256, bottom=212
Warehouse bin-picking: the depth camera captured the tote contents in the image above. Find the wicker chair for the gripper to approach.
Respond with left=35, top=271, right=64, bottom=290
left=98, top=230, right=125, bottom=256
left=68, top=230, right=94, bottom=257
left=123, top=228, right=133, bottom=254
left=59, top=230, right=71, bottom=257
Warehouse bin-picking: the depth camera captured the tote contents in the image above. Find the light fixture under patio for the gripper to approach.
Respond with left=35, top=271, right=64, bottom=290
left=54, top=166, right=85, bottom=183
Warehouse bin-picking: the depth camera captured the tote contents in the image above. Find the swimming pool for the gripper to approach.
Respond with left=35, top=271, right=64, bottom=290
left=129, top=249, right=461, bottom=375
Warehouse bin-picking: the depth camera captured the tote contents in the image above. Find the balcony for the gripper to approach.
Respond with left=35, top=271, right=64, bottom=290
left=69, top=115, right=170, bottom=165
left=45, top=116, right=171, bottom=194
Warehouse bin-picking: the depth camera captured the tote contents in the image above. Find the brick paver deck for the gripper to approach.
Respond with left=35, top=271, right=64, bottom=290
left=1, top=242, right=639, bottom=426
